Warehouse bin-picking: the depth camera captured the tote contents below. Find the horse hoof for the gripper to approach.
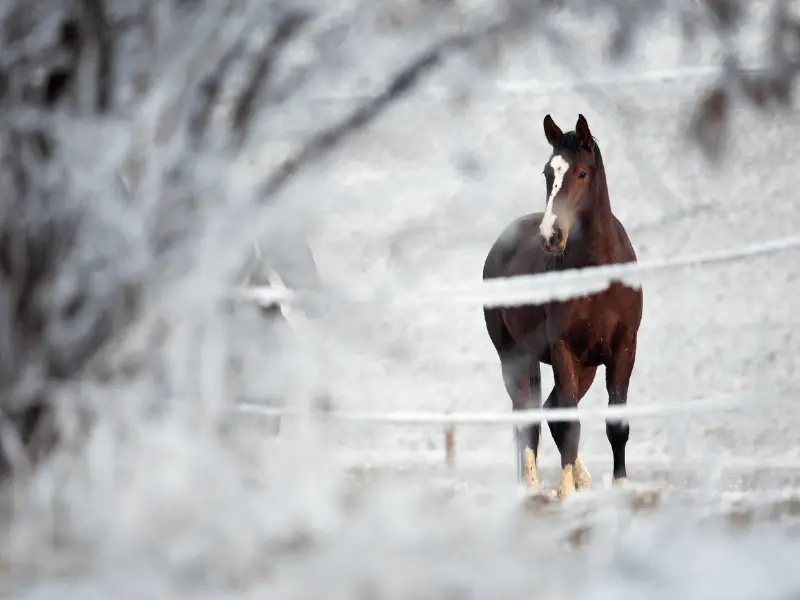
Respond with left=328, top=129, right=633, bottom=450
left=557, top=484, right=575, bottom=501
left=613, top=477, right=628, bottom=486
left=557, top=465, right=576, bottom=500
left=525, top=477, right=542, bottom=490
left=574, top=457, right=592, bottom=490
left=522, top=447, right=541, bottom=490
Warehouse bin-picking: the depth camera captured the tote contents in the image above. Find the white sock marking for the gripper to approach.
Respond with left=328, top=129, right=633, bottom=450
left=540, top=154, right=569, bottom=240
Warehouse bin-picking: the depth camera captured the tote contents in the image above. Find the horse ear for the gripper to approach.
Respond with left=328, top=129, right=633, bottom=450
left=575, top=114, right=594, bottom=152
left=543, top=114, right=563, bottom=146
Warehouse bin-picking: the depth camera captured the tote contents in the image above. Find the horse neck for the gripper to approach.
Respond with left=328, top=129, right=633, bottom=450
left=577, top=167, right=617, bottom=259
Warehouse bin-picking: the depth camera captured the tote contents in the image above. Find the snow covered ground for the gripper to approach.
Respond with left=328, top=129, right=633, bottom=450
left=295, top=9, right=800, bottom=472
left=5, top=1, right=800, bottom=598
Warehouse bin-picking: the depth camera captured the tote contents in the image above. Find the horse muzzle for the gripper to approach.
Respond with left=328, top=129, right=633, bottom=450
left=542, top=225, right=568, bottom=255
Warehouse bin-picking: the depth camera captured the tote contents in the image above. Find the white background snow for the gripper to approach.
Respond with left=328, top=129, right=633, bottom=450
left=4, top=0, right=800, bottom=598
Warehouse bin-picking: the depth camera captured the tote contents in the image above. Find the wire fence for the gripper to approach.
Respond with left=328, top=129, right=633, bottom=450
left=231, top=231, right=800, bottom=468
left=236, top=388, right=798, bottom=425
left=232, top=232, right=800, bottom=310
left=226, top=61, right=800, bottom=472
left=301, top=64, right=766, bottom=103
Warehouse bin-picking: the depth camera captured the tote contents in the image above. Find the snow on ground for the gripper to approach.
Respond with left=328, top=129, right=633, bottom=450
left=6, top=2, right=800, bottom=598
left=290, top=14, right=800, bottom=474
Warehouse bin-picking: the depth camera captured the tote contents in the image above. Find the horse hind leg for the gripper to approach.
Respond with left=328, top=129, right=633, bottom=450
left=501, top=352, right=543, bottom=490
left=606, top=335, right=637, bottom=487
left=484, top=307, right=543, bottom=489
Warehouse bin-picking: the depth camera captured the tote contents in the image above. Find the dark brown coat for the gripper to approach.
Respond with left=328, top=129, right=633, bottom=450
left=482, top=114, right=643, bottom=499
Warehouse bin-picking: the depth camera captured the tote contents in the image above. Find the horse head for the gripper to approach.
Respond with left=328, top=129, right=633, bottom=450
left=539, top=113, right=602, bottom=255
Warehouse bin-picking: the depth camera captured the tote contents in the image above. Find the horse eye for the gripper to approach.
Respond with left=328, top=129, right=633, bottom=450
left=578, top=171, right=587, bottom=179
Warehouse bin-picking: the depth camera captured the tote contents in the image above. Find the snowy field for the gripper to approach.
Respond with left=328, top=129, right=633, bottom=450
left=5, top=1, right=800, bottom=598
left=291, top=4, right=800, bottom=470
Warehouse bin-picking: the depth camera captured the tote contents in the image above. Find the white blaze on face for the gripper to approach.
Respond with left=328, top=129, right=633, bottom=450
left=540, top=154, right=570, bottom=240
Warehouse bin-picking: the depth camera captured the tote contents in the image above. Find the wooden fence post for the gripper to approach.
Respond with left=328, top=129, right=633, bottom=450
left=444, top=425, right=455, bottom=469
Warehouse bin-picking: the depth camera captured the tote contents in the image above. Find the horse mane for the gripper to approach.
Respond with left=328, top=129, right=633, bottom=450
left=553, top=131, right=604, bottom=171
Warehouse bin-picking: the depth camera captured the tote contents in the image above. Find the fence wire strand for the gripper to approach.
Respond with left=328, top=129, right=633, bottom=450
left=231, top=63, right=800, bottom=431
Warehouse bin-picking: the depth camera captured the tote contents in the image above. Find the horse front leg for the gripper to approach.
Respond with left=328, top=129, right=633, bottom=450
left=574, top=366, right=598, bottom=490
left=606, top=334, right=637, bottom=485
left=544, top=366, right=597, bottom=491
left=548, top=341, right=582, bottom=500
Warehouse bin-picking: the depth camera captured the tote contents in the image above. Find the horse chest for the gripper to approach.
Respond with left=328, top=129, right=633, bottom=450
left=501, top=299, right=615, bottom=365
left=547, top=301, right=615, bottom=364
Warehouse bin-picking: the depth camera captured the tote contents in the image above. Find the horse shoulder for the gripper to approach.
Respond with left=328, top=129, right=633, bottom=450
left=483, top=213, right=545, bottom=279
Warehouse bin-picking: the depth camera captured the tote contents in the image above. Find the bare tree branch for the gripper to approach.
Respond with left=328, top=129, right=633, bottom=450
left=256, top=17, right=517, bottom=200
left=230, top=9, right=311, bottom=148
left=81, top=0, right=114, bottom=113
left=188, top=39, right=245, bottom=149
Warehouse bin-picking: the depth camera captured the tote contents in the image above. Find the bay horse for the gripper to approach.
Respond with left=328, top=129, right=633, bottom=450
left=482, top=114, right=643, bottom=500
